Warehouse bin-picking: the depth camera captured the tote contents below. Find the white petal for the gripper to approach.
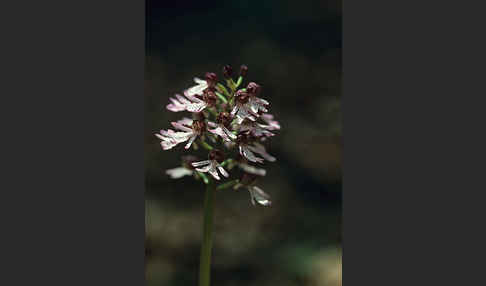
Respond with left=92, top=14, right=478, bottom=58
left=175, top=94, right=191, bottom=104
left=240, top=145, right=264, bottom=163
left=209, top=126, right=232, bottom=142
left=184, top=134, right=198, bottom=149
left=208, top=165, right=220, bottom=180
left=184, top=90, right=204, bottom=103
left=230, top=105, right=239, bottom=116
left=261, top=114, right=281, bottom=130
left=249, top=186, right=271, bottom=206
left=256, top=97, right=269, bottom=105
left=238, top=163, right=266, bottom=176
left=192, top=160, right=211, bottom=167
left=166, top=100, right=186, bottom=112
left=248, top=143, right=276, bottom=162
left=217, top=165, right=229, bottom=177
left=166, top=167, right=193, bottom=179
left=194, top=77, right=206, bottom=84
left=209, top=126, right=225, bottom=137
left=207, top=121, right=218, bottom=128
left=171, top=122, right=193, bottom=132
left=196, top=165, right=212, bottom=172
left=222, top=126, right=237, bottom=140
left=186, top=80, right=208, bottom=96
left=178, top=117, right=194, bottom=126
left=185, top=102, right=207, bottom=112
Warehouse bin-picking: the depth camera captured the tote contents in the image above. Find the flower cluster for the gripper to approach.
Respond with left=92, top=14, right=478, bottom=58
left=156, top=65, right=280, bottom=207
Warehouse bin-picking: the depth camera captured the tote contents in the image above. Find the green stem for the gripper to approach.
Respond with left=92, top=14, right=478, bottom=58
left=219, top=158, right=233, bottom=167
left=208, top=108, right=218, bottom=117
left=196, top=172, right=209, bottom=184
left=199, top=182, right=215, bottom=286
left=216, top=179, right=239, bottom=191
left=226, top=79, right=237, bottom=91
left=216, top=83, right=230, bottom=97
left=215, top=92, right=228, bottom=104
left=199, top=140, right=214, bottom=151
left=236, top=76, right=243, bottom=88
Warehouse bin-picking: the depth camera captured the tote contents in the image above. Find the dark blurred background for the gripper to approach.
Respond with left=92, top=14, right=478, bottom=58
left=145, top=1, right=341, bottom=285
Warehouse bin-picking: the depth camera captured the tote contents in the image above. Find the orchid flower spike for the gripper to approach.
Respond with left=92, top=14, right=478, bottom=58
left=156, top=65, right=280, bottom=207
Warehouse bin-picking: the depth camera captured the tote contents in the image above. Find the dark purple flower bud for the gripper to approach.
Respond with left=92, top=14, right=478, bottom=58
left=220, top=102, right=229, bottom=111
left=236, top=133, right=251, bottom=144
left=203, top=90, right=217, bottom=107
left=235, top=89, right=250, bottom=104
left=192, top=120, right=206, bottom=135
left=217, top=111, right=232, bottom=127
left=222, top=65, right=233, bottom=79
left=240, top=65, right=248, bottom=77
left=194, top=112, right=205, bottom=121
left=182, top=155, right=199, bottom=169
left=209, top=149, right=225, bottom=163
left=246, top=82, right=261, bottom=95
left=240, top=173, right=257, bottom=186
left=205, top=72, right=218, bottom=87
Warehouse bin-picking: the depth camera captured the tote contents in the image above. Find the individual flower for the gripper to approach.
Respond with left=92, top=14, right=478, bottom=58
left=207, top=112, right=237, bottom=142
left=205, top=72, right=218, bottom=88
left=237, top=134, right=276, bottom=163
left=222, top=65, right=233, bottom=79
left=186, top=77, right=208, bottom=97
left=239, top=119, right=275, bottom=138
left=260, top=113, right=281, bottom=130
left=248, top=186, right=272, bottom=206
left=166, top=76, right=220, bottom=113
left=248, top=142, right=276, bottom=162
left=246, top=82, right=269, bottom=114
left=231, top=90, right=258, bottom=124
left=201, top=89, right=218, bottom=108
left=166, top=92, right=207, bottom=113
left=231, top=83, right=269, bottom=124
left=237, top=158, right=266, bottom=176
left=165, top=155, right=198, bottom=179
left=234, top=174, right=271, bottom=206
left=155, top=118, right=206, bottom=150
left=239, top=65, right=248, bottom=77
left=191, top=149, right=229, bottom=180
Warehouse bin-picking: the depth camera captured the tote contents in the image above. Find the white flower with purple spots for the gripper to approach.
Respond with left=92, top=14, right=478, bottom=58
left=191, top=150, right=229, bottom=180
left=260, top=114, right=281, bottom=130
left=186, top=77, right=208, bottom=96
left=239, top=120, right=275, bottom=138
left=248, top=186, right=271, bottom=206
left=165, top=78, right=211, bottom=112
left=238, top=161, right=266, bottom=176
left=207, top=121, right=237, bottom=142
left=238, top=135, right=276, bottom=163
left=233, top=174, right=272, bottom=206
left=230, top=83, right=269, bottom=124
left=155, top=118, right=205, bottom=150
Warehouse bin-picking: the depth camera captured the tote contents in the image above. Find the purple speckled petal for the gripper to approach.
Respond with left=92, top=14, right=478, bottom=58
left=239, top=145, right=264, bottom=163
left=248, top=143, right=276, bottom=162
